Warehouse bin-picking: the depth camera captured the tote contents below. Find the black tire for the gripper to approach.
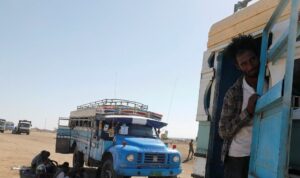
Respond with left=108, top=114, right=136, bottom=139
left=73, top=150, right=84, bottom=168
left=101, top=158, right=116, bottom=178
left=100, top=158, right=130, bottom=178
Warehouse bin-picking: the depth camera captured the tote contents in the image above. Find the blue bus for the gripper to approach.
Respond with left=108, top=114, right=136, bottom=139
left=56, top=99, right=182, bottom=178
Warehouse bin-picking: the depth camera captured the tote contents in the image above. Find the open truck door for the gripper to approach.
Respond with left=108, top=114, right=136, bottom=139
left=55, top=117, right=72, bottom=154
left=249, top=0, right=300, bottom=177
left=192, top=51, right=215, bottom=178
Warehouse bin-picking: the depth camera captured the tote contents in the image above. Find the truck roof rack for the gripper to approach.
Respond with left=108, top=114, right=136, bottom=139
left=74, top=99, right=162, bottom=120
left=77, top=99, right=148, bottom=111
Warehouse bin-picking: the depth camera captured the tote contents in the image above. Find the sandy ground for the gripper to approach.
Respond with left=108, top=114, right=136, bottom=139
left=0, top=131, right=195, bottom=178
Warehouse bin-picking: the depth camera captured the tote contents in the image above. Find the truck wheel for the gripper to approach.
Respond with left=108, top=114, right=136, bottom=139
left=73, top=150, right=84, bottom=168
left=100, top=158, right=130, bottom=178
left=101, top=158, right=116, bottom=178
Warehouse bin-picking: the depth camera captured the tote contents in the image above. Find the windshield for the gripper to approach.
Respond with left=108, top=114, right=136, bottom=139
left=126, top=124, right=158, bottom=138
left=20, top=123, right=30, bottom=127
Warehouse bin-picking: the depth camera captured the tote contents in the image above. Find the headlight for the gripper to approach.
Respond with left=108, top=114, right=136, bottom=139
left=126, top=154, right=135, bottom=162
left=172, top=155, right=180, bottom=162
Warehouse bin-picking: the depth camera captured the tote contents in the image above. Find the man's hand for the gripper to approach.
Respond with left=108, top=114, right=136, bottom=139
left=246, top=94, right=260, bottom=116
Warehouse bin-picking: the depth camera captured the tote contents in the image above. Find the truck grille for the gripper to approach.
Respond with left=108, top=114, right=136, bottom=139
left=137, top=153, right=142, bottom=163
left=144, top=153, right=165, bottom=164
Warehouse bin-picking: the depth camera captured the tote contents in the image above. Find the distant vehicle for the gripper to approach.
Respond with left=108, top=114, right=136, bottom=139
left=5, top=121, right=14, bottom=131
left=0, top=119, right=6, bottom=133
left=56, top=99, right=182, bottom=178
left=12, top=120, right=32, bottom=135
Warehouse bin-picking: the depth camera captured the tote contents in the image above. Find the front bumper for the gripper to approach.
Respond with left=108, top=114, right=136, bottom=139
left=116, top=167, right=182, bottom=176
left=19, top=129, right=29, bottom=133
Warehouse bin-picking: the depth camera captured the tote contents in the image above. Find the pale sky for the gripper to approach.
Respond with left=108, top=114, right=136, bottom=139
left=0, top=0, right=253, bottom=138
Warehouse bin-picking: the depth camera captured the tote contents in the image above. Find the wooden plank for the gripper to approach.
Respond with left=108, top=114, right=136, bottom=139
left=207, top=0, right=295, bottom=49
left=208, top=13, right=290, bottom=49
left=209, top=0, right=280, bottom=36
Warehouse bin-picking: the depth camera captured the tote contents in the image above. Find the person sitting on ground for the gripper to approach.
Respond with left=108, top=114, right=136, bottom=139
left=36, top=158, right=53, bottom=178
left=31, top=150, right=51, bottom=171
left=54, top=162, right=70, bottom=178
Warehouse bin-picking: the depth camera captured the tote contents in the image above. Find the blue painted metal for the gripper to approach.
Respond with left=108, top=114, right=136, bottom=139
left=283, top=0, right=299, bottom=105
left=108, top=135, right=181, bottom=176
left=255, top=80, right=283, bottom=113
left=257, top=0, right=288, bottom=96
left=249, top=0, right=300, bottom=177
left=263, top=0, right=289, bottom=34
left=268, top=23, right=300, bottom=64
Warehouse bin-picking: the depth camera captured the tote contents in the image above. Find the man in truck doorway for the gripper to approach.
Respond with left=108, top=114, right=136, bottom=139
left=219, top=35, right=260, bottom=178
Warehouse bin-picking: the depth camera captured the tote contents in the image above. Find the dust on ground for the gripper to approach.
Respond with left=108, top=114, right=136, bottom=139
left=0, top=131, right=195, bottom=178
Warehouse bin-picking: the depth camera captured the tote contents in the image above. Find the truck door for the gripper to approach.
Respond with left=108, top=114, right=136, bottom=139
left=193, top=51, right=215, bottom=177
left=249, top=1, right=300, bottom=177
left=55, top=117, right=72, bottom=154
left=206, top=51, right=242, bottom=178
left=88, top=119, right=103, bottom=165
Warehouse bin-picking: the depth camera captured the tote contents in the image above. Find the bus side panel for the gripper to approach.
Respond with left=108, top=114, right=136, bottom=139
left=56, top=126, right=72, bottom=154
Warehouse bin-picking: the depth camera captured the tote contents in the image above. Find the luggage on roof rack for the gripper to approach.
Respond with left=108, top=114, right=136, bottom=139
left=71, top=99, right=162, bottom=120
left=77, top=99, right=148, bottom=111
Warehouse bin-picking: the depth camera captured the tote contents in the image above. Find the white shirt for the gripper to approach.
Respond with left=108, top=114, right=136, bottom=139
left=229, top=77, right=255, bottom=157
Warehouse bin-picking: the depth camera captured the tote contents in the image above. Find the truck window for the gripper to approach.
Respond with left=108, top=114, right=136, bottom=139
left=127, top=125, right=158, bottom=138
left=20, top=123, right=30, bottom=127
left=119, top=124, right=129, bottom=135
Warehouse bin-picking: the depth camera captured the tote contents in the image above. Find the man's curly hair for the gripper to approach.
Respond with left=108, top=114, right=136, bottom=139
left=225, top=35, right=259, bottom=63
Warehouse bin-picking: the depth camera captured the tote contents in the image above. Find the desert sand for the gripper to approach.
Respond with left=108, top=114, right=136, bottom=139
left=0, top=131, right=195, bottom=178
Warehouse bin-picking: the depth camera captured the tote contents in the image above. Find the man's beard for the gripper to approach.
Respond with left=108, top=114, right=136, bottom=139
left=246, top=68, right=259, bottom=78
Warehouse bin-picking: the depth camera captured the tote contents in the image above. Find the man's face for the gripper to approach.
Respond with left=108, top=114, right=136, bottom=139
left=236, top=50, right=260, bottom=77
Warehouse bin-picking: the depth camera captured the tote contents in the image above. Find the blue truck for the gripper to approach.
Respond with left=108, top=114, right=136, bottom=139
left=56, top=99, right=182, bottom=178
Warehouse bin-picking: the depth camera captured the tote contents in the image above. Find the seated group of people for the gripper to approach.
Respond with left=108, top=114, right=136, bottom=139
left=31, top=150, right=84, bottom=178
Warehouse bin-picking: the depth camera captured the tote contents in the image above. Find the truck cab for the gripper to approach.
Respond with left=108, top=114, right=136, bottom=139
left=5, top=121, right=14, bottom=131
left=0, top=119, right=6, bottom=133
left=13, top=120, right=32, bottom=135
left=56, top=99, right=182, bottom=178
